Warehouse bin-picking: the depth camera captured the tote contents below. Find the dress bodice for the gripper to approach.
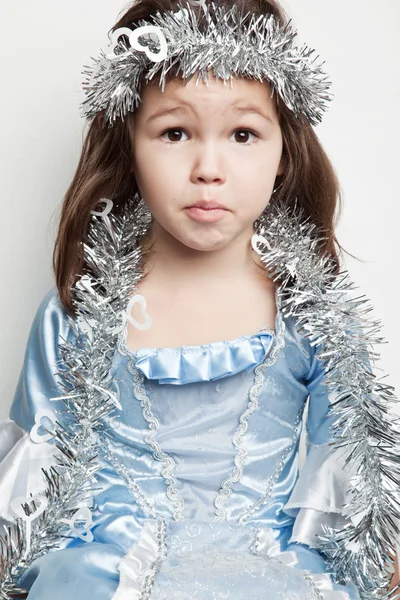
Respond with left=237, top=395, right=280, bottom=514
left=97, top=301, right=307, bottom=531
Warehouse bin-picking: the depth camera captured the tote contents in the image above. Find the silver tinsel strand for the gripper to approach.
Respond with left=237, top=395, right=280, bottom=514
left=0, top=197, right=149, bottom=597
left=81, top=0, right=332, bottom=126
left=254, top=199, right=400, bottom=599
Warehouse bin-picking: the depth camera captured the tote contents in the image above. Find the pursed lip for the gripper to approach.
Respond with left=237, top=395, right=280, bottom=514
left=186, top=200, right=228, bottom=210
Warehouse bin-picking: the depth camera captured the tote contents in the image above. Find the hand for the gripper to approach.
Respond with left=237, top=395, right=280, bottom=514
left=389, top=551, right=400, bottom=592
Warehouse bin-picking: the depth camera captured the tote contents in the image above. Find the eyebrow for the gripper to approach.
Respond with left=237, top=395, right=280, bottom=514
left=145, top=102, right=274, bottom=124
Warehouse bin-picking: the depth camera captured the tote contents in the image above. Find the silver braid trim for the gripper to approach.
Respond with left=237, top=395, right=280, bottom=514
left=102, top=438, right=158, bottom=519
left=213, top=287, right=286, bottom=521
left=301, top=573, right=324, bottom=600
left=128, top=362, right=185, bottom=521
left=237, top=405, right=303, bottom=525
left=138, top=519, right=167, bottom=600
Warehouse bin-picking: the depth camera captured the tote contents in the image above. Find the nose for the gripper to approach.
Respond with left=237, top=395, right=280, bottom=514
left=190, top=141, right=226, bottom=184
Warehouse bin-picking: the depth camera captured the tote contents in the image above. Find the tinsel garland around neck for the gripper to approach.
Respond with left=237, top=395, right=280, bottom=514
left=254, top=201, right=400, bottom=598
left=1, top=196, right=399, bottom=600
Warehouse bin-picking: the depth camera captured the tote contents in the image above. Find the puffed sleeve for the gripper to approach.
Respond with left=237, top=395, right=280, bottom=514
left=0, top=289, right=130, bottom=600
left=283, top=341, right=352, bottom=548
left=274, top=338, right=362, bottom=599
left=0, top=288, right=72, bottom=522
left=284, top=327, right=400, bottom=598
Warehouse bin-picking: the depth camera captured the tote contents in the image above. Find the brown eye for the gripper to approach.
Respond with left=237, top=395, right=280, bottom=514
left=161, top=128, right=188, bottom=143
left=234, top=131, right=249, bottom=143
left=233, top=130, right=257, bottom=144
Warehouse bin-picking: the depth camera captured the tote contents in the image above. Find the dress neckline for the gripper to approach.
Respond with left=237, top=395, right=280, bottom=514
left=120, top=324, right=275, bottom=358
left=117, top=285, right=282, bottom=359
left=116, top=303, right=284, bottom=385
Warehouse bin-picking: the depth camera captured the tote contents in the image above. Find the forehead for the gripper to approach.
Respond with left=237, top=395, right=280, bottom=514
left=136, top=71, right=277, bottom=116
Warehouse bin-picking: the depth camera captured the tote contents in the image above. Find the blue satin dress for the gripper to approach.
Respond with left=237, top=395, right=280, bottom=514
left=0, top=288, right=361, bottom=599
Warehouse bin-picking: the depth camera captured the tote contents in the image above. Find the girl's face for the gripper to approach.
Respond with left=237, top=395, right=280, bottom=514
left=131, top=72, right=284, bottom=254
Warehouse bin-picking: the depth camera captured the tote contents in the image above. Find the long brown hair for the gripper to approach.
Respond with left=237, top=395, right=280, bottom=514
left=53, top=0, right=349, bottom=315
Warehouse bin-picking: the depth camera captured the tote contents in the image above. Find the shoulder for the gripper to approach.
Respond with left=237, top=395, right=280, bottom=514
left=24, top=286, right=76, bottom=357
left=9, top=287, right=74, bottom=429
left=279, top=311, right=320, bottom=383
left=31, top=286, right=71, bottom=333
left=25, top=285, right=75, bottom=377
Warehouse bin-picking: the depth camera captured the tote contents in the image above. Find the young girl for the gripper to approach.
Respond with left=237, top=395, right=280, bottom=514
left=0, top=0, right=399, bottom=598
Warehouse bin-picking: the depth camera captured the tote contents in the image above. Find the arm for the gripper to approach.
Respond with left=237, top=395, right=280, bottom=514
left=389, top=550, right=400, bottom=592
left=0, top=290, right=130, bottom=600
left=285, top=336, right=399, bottom=596
left=1, top=289, right=71, bottom=523
left=284, top=342, right=351, bottom=547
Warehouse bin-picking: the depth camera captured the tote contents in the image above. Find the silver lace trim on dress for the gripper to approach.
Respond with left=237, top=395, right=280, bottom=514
left=102, top=437, right=158, bottom=519
left=237, top=405, right=304, bottom=524
left=213, top=286, right=287, bottom=521
left=139, top=519, right=168, bottom=600
left=129, top=362, right=186, bottom=521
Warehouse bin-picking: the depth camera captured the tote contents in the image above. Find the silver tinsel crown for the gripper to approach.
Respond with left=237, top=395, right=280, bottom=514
left=81, top=0, right=333, bottom=126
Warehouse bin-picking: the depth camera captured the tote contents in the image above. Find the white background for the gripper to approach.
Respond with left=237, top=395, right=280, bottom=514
left=0, top=0, right=399, bottom=420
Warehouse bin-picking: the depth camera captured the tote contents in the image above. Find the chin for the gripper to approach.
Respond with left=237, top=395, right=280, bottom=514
left=165, top=224, right=235, bottom=252
left=183, top=238, right=230, bottom=252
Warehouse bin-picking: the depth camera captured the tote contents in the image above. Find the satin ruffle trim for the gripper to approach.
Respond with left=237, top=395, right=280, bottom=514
left=284, top=443, right=353, bottom=548
left=0, top=420, right=59, bottom=521
left=112, top=521, right=353, bottom=600
left=131, top=329, right=275, bottom=384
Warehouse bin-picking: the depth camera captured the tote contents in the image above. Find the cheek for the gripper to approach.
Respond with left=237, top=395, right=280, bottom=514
left=133, top=151, right=157, bottom=192
left=133, top=158, right=172, bottom=213
left=135, top=145, right=173, bottom=186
